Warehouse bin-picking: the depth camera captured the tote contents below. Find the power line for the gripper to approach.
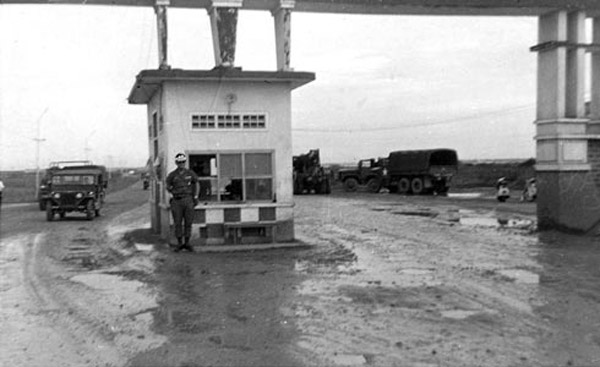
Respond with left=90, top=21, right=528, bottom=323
left=293, top=104, right=534, bottom=133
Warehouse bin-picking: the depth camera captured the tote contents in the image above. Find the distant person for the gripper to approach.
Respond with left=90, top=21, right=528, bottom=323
left=166, top=153, right=199, bottom=252
left=0, top=179, right=4, bottom=210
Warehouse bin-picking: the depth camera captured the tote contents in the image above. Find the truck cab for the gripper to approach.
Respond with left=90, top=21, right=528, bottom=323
left=338, top=157, right=387, bottom=193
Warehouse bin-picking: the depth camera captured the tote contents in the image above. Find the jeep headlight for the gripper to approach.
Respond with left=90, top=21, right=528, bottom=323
left=88, top=191, right=95, bottom=197
left=76, top=193, right=83, bottom=199
left=53, top=193, right=60, bottom=199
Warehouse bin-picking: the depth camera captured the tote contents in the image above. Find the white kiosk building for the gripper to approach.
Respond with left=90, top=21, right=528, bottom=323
left=129, top=68, right=314, bottom=245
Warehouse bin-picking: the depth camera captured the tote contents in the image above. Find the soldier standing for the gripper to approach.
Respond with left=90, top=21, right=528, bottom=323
left=166, top=153, right=199, bottom=252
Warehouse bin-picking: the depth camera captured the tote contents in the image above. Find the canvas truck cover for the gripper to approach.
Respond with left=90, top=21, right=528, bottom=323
left=387, top=149, right=458, bottom=173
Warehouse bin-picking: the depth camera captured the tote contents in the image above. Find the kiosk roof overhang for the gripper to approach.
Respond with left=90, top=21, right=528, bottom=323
left=2, top=0, right=600, bottom=16
left=128, top=68, right=316, bottom=104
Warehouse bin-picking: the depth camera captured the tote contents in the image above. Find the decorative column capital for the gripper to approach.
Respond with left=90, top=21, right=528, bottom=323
left=208, top=3, right=241, bottom=68
left=208, top=0, right=243, bottom=11
left=271, top=0, right=295, bottom=13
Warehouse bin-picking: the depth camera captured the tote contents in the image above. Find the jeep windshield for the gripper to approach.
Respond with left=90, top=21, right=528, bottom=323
left=51, top=175, right=96, bottom=185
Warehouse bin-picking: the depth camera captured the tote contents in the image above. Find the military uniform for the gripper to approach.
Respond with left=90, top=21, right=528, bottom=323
left=166, top=165, right=199, bottom=250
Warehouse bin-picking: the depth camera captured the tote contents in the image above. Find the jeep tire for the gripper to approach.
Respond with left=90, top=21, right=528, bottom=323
left=86, top=200, right=95, bottom=220
left=46, top=205, right=53, bottom=221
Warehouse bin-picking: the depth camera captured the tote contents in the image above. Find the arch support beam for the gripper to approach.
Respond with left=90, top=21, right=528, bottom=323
left=209, top=0, right=242, bottom=68
left=533, top=11, right=600, bottom=233
left=155, top=0, right=170, bottom=70
left=271, top=0, right=294, bottom=71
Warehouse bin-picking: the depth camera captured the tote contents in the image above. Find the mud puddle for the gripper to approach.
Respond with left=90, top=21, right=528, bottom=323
left=455, top=209, right=536, bottom=230
left=375, top=205, right=536, bottom=231
left=496, top=269, right=540, bottom=284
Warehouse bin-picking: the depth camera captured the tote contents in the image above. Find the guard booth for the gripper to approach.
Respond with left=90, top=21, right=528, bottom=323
left=128, top=68, right=314, bottom=245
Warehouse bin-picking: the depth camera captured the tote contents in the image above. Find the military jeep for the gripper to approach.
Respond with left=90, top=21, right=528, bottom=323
left=45, top=165, right=108, bottom=221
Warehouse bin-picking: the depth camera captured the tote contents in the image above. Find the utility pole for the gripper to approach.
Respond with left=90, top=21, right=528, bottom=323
left=33, top=108, right=48, bottom=200
left=84, top=130, right=97, bottom=161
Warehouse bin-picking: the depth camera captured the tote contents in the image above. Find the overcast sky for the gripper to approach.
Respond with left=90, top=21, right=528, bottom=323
left=0, top=5, right=542, bottom=170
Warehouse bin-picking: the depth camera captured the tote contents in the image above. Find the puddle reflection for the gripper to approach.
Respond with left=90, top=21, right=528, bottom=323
left=531, top=231, right=600, bottom=364
left=127, top=250, right=305, bottom=367
left=459, top=215, right=535, bottom=230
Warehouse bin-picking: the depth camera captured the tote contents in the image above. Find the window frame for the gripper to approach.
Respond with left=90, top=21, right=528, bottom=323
left=188, top=150, right=275, bottom=203
left=190, top=112, right=268, bottom=131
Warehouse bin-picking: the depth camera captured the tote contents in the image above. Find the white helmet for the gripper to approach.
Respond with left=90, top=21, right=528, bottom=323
left=175, top=153, right=187, bottom=163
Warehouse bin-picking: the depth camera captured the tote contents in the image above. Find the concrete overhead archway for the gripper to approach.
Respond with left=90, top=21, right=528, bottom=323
left=4, top=0, right=600, bottom=233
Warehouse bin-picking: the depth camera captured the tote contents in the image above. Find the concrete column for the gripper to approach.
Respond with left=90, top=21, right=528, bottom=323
left=566, top=11, right=586, bottom=118
left=208, top=0, right=243, bottom=68
left=592, top=18, right=600, bottom=121
left=533, top=11, right=600, bottom=233
left=271, top=0, right=294, bottom=71
left=536, top=11, right=567, bottom=120
left=154, top=0, right=169, bottom=70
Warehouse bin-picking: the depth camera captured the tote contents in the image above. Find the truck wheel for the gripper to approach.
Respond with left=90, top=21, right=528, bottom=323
left=317, top=180, right=329, bottom=195
left=39, top=200, right=46, bottom=211
left=46, top=205, right=53, bottom=221
left=366, top=178, right=381, bottom=193
left=344, top=178, right=359, bottom=192
left=314, top=183, right=322, bottom=195
left=86, top=200, right=95, bottom=220
left=397, top=178, right=411, bottom=194
left=411, top=178, right=424, bottom=195
left=293, top=181, right=303, bottom=195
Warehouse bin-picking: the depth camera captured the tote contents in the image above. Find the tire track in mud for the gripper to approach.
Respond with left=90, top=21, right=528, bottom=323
left=29, top=204, right=166, bottom=366
left=22, top=232, right=126, bottom=367
left=0, top=233, right=106, bottom=367
left=1, top=184, right=162, bottom=367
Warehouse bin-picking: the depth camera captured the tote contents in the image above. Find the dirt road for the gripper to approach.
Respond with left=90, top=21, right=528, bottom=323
left=1, top=184, right=600, bottom=367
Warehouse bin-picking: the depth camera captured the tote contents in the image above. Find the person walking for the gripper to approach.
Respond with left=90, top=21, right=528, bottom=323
left=166, top=153, right=199, bottom=252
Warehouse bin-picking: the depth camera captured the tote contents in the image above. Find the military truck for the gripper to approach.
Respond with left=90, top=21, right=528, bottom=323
left=44, top=162, right=108, bottom=221
left=38, top=160, right=95, bottom=210
left=293, top=149, right=332, bottom=195
left=338, top=148, right=458, bottom=195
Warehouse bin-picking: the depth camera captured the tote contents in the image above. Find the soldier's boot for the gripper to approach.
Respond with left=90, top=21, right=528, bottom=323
left=183, top=237, right=194, bottom=252
left=173, top=237, right=184, bottom=252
